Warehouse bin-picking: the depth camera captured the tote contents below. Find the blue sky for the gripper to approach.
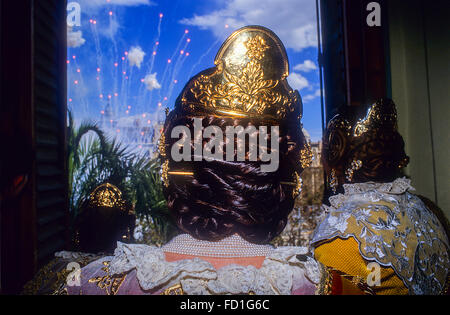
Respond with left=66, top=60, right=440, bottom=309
left=68, top=0, right=323, bottom=141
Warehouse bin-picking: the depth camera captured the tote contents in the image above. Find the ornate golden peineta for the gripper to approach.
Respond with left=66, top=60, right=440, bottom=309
left=182, top=26, right=300, bottom=121
left=88, top=183, right=126, bottom=211
left=190, top=58, right=292, bottom=116
left=245, top=35, right=269, bottom=60
left=353, top=99, right=398, bottom=137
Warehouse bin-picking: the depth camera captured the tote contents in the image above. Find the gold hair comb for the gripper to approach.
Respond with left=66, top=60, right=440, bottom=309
left=88, top=183, right=130, bottom=213
left=161, top=158, right=301, bottom=199
left=180, top=26, right=302, bottom=121
left=280, top=171, right=303, bottom=198
left=287, top=141, right=313, bottom=169
left=160, top=160, right=194, bottom=187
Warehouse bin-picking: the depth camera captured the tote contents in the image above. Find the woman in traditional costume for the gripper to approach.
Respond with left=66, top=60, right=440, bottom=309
left=64, top=26, right=327, bottom=295
left=312, top=99, right=449, bottom=294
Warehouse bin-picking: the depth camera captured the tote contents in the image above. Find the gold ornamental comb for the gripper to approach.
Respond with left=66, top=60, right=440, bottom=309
left=180, top=26, right=302, bottom=121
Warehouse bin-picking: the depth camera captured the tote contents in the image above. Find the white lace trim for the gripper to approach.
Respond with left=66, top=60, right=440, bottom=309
left=108, top=242, right=322, bottom=295
left=329, top=177, right=414, bottom=209
left=162, top=234, right=274, bottom=258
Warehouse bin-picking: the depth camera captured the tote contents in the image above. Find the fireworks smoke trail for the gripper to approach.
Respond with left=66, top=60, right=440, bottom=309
left=120, top=51, right=129, bottom=116
left=187, top=36, right=222, bottom=80
left=166, top=38, right=191, bottom=102
left=70, top=55, right=89, bottom=116
left=108, top=10, right=120, bottom=118
left=137, top=13, right=163, bottom=113
left=124, top=66, right=135, bottom=113
left=148, top=13, right=163, bottom=75
left=158, top=30, right=188, bottom=102
left=90, top=21, right=103, bottom=100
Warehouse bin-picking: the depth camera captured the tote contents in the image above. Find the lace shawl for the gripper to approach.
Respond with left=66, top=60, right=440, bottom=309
left=106, top=242, right=323, bottom=295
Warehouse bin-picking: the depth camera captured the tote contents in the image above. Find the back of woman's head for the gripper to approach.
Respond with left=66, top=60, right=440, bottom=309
left=322, top=98, right=409, bottom=191
left=159, top=26, right=309, bottom=244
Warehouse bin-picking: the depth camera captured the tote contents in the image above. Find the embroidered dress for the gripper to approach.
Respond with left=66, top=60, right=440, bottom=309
left=312, top=177, right=449, bottom=295
left=65, top=234, right=324, bottom=295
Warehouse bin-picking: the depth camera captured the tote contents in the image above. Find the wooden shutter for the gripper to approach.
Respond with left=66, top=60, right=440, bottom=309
left=33, top=0, right=69, bottom=267
left=0, top=0, right=68, bottom=293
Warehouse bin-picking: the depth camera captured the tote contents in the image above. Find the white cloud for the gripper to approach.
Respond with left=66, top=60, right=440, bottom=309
left=180, top=0, right=317, bottom=52
left=98, top=17, right=120, bottom=39
left=302, top=88, right=322, bottom=102
left=294, top=59, right=317, bottom=72
left=287, top=72, right=309, bottom=91
left=128, top=46, right=146, bottom=68
left=67, top=26, right=86, bottom=48
left=143, top=73, right=161, bottom=91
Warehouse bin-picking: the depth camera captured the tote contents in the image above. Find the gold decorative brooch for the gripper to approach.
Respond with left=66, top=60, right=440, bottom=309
left=300, top=142, right=314, bottom=169
left=157, top=130, right=166, bottom=157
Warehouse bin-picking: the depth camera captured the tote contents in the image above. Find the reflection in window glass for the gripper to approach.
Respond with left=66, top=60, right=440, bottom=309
left=67, top=1, right=324, bottom=246
left=67, top=0, right=323, bottom=155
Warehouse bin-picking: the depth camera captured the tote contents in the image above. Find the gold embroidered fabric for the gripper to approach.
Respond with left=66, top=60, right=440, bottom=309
left=315, top=264, right=333, bottom=295
left=21, top=251, right=102, bottom=295
left=88, top=261, right=127, bottom=295
left=312, top=178, right=450, bottom=294
left=160, top=284, right=184, bottom=295
left=315, top=266, right=376, bottom=295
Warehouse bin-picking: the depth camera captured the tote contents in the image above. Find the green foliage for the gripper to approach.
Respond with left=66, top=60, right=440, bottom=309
left=67, top=110, right=177, bottom=246
left=128, top=156, right=179, bottom=244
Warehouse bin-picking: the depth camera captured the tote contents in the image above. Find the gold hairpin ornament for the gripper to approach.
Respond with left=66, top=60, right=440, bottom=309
left=300, top=142, right=313, bottom=169
left=157, top=129, right=166, bottom=157
left=160, top=160, right=194, bottom=188
left=160, top=160, right=169, bottom=187
left=161, top=158, right=300, bottom=196
left=345, top=159, right=362, bottom=182
left=398, top=157, right=409, bottom=169
left=286, top=142, right=313, bottom=169
left=329, top=168, right=338, bottom=194
left=280, top=171, right=302, bottom=199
